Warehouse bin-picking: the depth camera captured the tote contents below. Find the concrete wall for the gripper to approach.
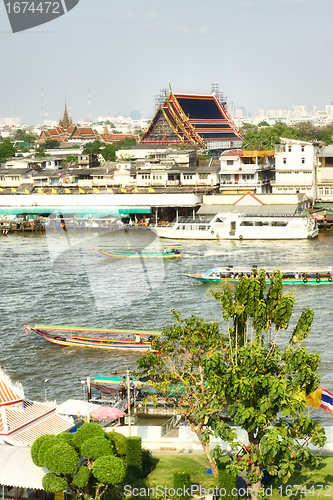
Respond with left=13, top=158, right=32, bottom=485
left=110, top=425, right=333, bottom=454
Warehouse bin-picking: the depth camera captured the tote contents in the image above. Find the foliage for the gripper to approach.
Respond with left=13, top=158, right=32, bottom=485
left=126, top=436, right=143, bottom=476
left=31, top=434, right=59, bottom=467
left=0, top=139, right=17, bottom=159
left=73, top=465, right=91, bottom=488
left=43, top=443, right=79, bottom=474
left=81, top=436, right=114, bottom=460
left=173, top=471, right=191, bottom=499
left=73, top=421, right=106, bottom=448
left=82, top=137, right=137, bottom=161
left=44, top=139, right=60, bottom=149
left=137, top=270, right=326, bottom=498
left=42, top=472, right=68, bottom=493
left=136, top=313, right=226, bottom=477
left=142, top=448, right=155, bottom=475
left=107, top=431, right=127, bottom=456
left=92, top=454, right=126, bottom=484
left=217, top=461, right=236, bottom=496
left=240, top=121, right=333, bottom=150
left=13, top=129, right=38, bottom=144
left=32, top=423, right=127, bottom=500
left=64, top=155, right=78, bottom=163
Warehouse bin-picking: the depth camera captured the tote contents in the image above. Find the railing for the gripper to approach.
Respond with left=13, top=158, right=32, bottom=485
left=161, top=414, right=182, bottom=437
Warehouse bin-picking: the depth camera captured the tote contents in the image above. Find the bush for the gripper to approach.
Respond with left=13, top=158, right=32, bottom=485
left=73, top=466, right=91, bottom=488
left=81, top=437, right=114, bottom=460
left=217, top=461, right=237, bottom=496
left=107, top=431, right=127, bottom=456
left=92, top=455, right=126, bottom=484
left=31, top=435, right=59, bottom=467
left=142, top=448, right=155, bottom=475
left=173, top=471, right=191, bottom=499
left=43, top=443, right=80, bottom=474
left=126, top=436, right=143, bottom=476
left=42, top=472, right=68, bottom=493
left=73, top=422, right=106, bottom=448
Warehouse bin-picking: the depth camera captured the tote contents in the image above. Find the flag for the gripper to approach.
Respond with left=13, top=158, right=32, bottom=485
left=93, top=187, right=99, bottom=193
left=65, top=188, right=71, bottom=194
left=0, top=188, right=3, bottom=192
left=121, top=188, right=126, bottom=193
left=307, top=386, right=333, bottom=413
left=11, top=187, right=17, bottom=193
left=52, top=188, right=57, bottom=194
left=134, top=187, right=139, bottom=193
left=107, top=188, right=113, bottom=193
left=25, top=188, right=29, bottom=195
left=148, top=187, right=155, bottom=193
left=38, top=188, right=43, bottom=194
left=79, top=188, right=85, bottom=194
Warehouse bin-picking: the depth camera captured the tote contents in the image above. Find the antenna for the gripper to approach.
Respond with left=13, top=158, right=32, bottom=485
left=88, top=87, right=92, bottom=122
left=41, top=87, right=44, bottom=126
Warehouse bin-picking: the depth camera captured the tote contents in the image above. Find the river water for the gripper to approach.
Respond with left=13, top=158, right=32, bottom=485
left=1, top=226, right=333, bottom=424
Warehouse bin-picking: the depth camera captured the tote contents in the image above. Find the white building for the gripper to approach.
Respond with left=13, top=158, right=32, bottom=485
left=219, top=149, right=275, bottom=194
left=316, top=145, right=333, bottom=201
left=271, top=138, right=316, bottom=199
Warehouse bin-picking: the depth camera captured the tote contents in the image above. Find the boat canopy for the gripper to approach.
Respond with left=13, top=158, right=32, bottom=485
left=197, top=204, right=302, bottom=216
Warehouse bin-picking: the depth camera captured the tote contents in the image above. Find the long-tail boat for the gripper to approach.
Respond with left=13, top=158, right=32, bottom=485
left=184, top=266, right=333, bottom=285
left=24, top=324, right=161, bottom=351
left=94, top=245, right=182, bottom=259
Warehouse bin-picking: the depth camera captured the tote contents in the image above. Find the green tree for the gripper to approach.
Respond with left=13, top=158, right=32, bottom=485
left=44, top=139, right=60, bottom=149
left=137, top=271, right=326, bottom=499
left=14, top=129, right=38, bottom=144
left=0, top=139, right=17, bottom=159
left=31, top=424, right=126, bottom=499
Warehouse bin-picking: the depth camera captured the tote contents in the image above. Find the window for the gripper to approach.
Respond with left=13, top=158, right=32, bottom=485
left=283, top=158, right=287, bottom=164
left=227, top=160, right=234, bottom=165
left=301, top=146, right=305, bottom=152
left=325, top=187, right=330, bottom=195
left=220, top=174, right=231, bottom=180
left=199, top=173, right=208, bottom=179
left=302, top=158, right=305, bottom=164
left=288, top=146, right=292, bottom=152
left=271, top=221, right=288, bottom=227
left=240, top=221, right=254, bottom=226
left=304, top=171, right=312, bottom=174
left=255, top=221, right=269, bottom=226
left=319, top=188, right=324, bottom=195
left=242, top=174, right=254, bottom=180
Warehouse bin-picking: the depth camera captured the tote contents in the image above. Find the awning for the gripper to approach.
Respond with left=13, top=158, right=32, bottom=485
left=0, top=445, right=45, bottom=489
left=56, top=399, right=101, bottom=417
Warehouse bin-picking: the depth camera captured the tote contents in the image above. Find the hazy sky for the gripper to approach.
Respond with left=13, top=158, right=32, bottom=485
left=1, top=0, right=332, bottom=124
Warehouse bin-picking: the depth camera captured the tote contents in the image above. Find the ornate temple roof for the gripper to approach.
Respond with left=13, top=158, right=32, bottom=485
left=139, top=91, right=243, bottom=148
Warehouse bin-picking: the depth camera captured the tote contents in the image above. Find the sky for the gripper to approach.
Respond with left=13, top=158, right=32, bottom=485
left=0, top=0, right=333, bottom=124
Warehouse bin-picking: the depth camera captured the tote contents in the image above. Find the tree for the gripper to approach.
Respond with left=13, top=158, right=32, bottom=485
left=137, top=271, right=326, bottom=499
left=31, top=423, right=126, bottom=500
left=14, top=129, right=38, bottom=145
left=44, top=139, right=60, bottom=149
left=0, top=139, right=17, bottom=159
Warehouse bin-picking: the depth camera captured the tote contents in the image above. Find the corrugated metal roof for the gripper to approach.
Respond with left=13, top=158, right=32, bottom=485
left=197, top=204, right=300, bottom=216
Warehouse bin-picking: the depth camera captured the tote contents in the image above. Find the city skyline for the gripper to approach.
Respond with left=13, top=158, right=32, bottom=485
left=1, top=0, right=333, bottom=124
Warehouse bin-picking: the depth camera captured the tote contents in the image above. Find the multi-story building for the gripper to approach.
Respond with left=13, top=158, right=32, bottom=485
left=271, top=138, right=316, bottom=199
left=316, top=145, right=333, bottom=201
left=219, top=150, right=275, bottom=194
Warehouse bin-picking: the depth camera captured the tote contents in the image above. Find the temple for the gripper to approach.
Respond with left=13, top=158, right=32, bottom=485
left=139, top=90, right=243, bottom=150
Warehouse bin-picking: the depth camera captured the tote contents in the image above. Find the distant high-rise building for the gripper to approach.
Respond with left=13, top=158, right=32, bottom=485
left=130, top=111, right=142, bottom=120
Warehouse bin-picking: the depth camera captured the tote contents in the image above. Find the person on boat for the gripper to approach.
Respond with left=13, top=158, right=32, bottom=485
left=136, top=379, right=143, bottom=398
left=130, top=378, right=138, bottom=397
left=120, top=377, right=127, bottom=398
left=135, top=334, right=142, bottom=344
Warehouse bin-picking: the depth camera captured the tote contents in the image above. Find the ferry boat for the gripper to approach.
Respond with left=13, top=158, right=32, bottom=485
left=184, top=266, right=333, bottom=285
left=154, top=213, right=318, bottom=240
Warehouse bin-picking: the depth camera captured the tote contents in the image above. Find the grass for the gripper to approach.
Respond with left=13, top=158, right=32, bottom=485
left=145, top=455, right=333, bottom=499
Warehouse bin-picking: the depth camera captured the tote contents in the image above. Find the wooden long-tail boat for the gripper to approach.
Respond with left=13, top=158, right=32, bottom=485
left=183, top=266, right=333, bottom=285
left=94, top=245, right=182, bottom=259
left=24, top=324, right=161, bottom=352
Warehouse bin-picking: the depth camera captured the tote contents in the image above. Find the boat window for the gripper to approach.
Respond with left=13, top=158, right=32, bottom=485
left=240, top=221, right=254, bottom=226
left=254, top=221, right=270, bottom=226
left=198, top=225, right=208, bottom=230
left=215, top=217, right=226, bottom=223
left=270, top=221, right=288, bottom=226
left=176, top=225, right=186, bottom=230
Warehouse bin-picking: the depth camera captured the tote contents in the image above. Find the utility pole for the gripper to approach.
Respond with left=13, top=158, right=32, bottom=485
left=112, top=369, right=132, bottom=437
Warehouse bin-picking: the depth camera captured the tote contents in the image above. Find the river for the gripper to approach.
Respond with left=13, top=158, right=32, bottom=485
left=1, top=227, right=332, bottom=424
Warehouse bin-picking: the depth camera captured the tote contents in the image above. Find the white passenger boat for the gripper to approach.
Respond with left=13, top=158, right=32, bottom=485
left=154, top=213, right=318, bottom=240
